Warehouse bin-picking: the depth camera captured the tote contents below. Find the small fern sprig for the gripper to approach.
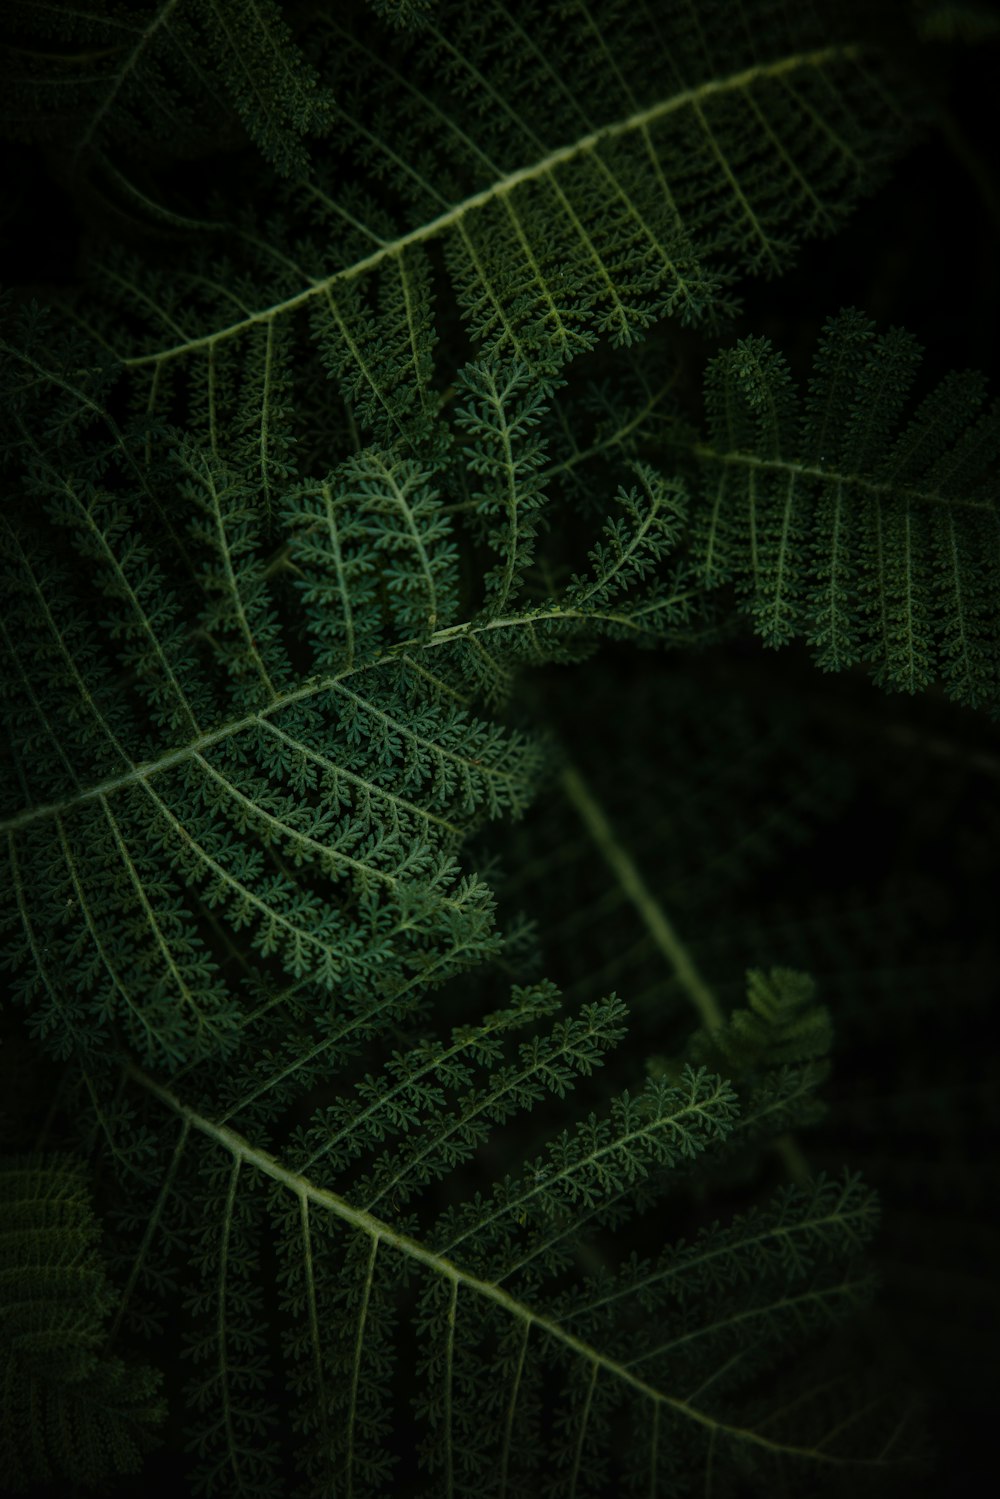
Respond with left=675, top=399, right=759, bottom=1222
left=455, top=358, right=562, bottom=614
left=687, top=967, right=834, bottom=1082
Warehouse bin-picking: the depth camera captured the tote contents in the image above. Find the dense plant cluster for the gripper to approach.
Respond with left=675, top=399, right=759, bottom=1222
left=1, top=2, right=998, bottom=1495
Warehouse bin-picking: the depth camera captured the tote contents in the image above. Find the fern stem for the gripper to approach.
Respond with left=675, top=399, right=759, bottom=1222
left=774, top=1134, right=811, bottom=1185
left=561, top=765, right=813, bottom=1185
left=560, top=764, right=725, bottom=1031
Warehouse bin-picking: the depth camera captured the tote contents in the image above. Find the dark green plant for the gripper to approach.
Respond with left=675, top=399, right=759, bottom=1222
left=0, top=1155, right=165, bottom=1489
left=1, top=1, right=997, bottom=1495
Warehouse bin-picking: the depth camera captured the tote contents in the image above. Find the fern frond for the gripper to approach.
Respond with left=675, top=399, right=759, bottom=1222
left=455, top=358, right=562, bottom=613
left=562, top=463, right=694, bottom=642
left=1, top=324, right=711, bottom=1077
left=42, top=0, right=921, bottom=466
left=93, top=1043, right=903, bottom=1497
left=559, top=1169, right=878, bottom=1369
left=688, top=309, right=1000, bottom=708
left=285, top=446, right=461, bottom=663
left=0, top=426, right=540, bottom=1070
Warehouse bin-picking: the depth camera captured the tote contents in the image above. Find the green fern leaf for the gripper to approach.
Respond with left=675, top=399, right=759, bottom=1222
left=35, top=0, right=922, bottom=466
left=689, top=309, right=1000, bottom=708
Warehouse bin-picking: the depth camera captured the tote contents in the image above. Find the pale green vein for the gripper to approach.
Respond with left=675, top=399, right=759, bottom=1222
left=365, top=452, right=440, bottom=629
left=360, top=1010, right=613, bottom=1212
left=190, top=749, right=426, bottom=892
left=299, top=1196, right=330, bottom=1480
left=436, top=1074, right=734, bottom=1260
left=625, top=1276, right=873, bottom=1370
left=569, top=1363, right=598, bottom=1497
left=133, top=773, right=353, bottom=969
left=55, top=816, right=160, bottom=1054
left=570, top=1183, right=873, bottom=1321
left=444, top=1278, right=458, bottom=1498
left=259, top=318, right=277, bottom=515
left=297, top=1015, right=505, bottom=1175
left=201, top=461, right=278, bottom=702
left=219, top=942, right=477, bottom=1130
left=499, top=1320, right=530, bottom=1497
left=101, top=797, right=207, bottom=1031
left=105, top=1117, right=192, bottom=1351
left=696, top=99, right=781, bottom=272
left=218, top=1158, right=243, bottom=1486
left=347, top=1235, right=378, bottom=1499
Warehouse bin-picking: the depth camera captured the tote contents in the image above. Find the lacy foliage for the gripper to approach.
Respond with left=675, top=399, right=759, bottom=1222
left=2, top=1, right=988, bottom=1495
